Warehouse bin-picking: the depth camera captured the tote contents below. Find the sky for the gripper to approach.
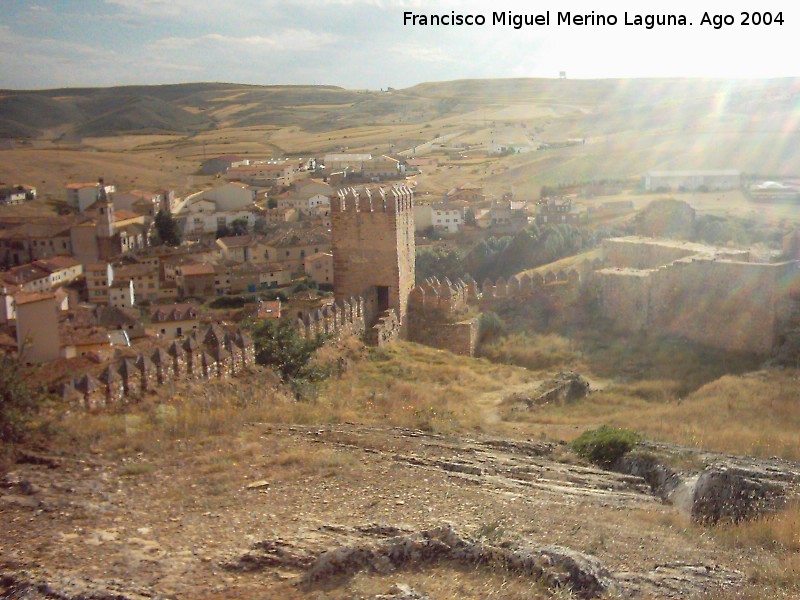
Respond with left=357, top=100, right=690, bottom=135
left=1, top=0, right=799, bottom=90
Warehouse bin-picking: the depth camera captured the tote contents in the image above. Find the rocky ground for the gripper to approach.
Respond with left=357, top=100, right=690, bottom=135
left=3, top=422, right=798, bottom=599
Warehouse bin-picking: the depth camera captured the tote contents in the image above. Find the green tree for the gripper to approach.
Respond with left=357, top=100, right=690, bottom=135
left=415, top=245, right=467, bottom=283
left=229, top=217, right=249, bottom=236
left=1, top=352, right=44, bottom=443
left=154, top=210, right=181, bottom=246
left=251, top=318, right=327, bottom=382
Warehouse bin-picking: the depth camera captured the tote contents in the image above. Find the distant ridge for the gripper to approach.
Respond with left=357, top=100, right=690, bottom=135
left=3, top=78, right=800, bottom=139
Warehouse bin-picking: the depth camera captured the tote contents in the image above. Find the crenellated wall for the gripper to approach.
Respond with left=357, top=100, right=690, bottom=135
left=478, top=262, right=593, bottom=305
left=59, top=325, right=255, bottom=411
left=296, top=296, right=367, bottom=342
left=366, top=309, right=402, bottom=347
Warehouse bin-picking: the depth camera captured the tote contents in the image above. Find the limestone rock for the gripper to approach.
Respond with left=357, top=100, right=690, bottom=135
left=692, top=464, right=787, bottom=524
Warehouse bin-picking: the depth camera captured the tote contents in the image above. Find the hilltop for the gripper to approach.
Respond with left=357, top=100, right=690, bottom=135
left=4, top=77, right=800, bottom=201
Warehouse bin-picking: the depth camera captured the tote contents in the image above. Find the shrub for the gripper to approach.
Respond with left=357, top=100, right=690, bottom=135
left=0, top=352, right=45, bottom=443
left=478, top=311, right=505, bottom=342
left=570, top=425, right=641, bottom=467
left=250, top=318, right=328, bottom=383
left=208, top=295, right=248, bottom=309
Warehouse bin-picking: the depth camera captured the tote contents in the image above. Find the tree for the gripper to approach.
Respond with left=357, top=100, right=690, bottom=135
left=0, top=352, right=44, bottom=443
left=251, top=318, right=327, bottom=382
left=229, top=218, right=249, bottom=236
left=415, top=245, right=467, bottom=283
left=154, top=210, right=181, bottom=246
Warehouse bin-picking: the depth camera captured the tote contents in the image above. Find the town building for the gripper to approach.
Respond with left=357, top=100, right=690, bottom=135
left=534, top=198, right=583, bottom=225
left=304, top=251, right=334, bottom=285
left=177, top=263, right=216, bottom=298
left=112, top=190, right=162, bottom=217
left=200, top=155, right=249, bottom=175
left=276, top=179, right=334, bottom=215
left=150, top=303, right=199, bottom=338
left=323, top=153, right=372, bottom=173
left=108, top=279, right=135, bottom=308
left=66, top=181, right=116, bottom=213
left=84, top=263, right=114, bottom=305
left=262, top=226, right=331, bottom=273
left=216, top=235, right=260, bottom=263
left=414, top=204, right=464, bottom=233
left=225, top=161, right=299, bottom=187
left=0, top=184, right=36, bottom=206
left=16, top=292, right=61, bottom=363
left=0, top=217, right=74, bottom=266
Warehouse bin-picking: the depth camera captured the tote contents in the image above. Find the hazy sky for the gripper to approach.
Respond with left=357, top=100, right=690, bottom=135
left=1, top=0, right=798, bottom=89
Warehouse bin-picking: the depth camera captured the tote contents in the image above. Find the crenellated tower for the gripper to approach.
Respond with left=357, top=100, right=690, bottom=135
left=331, top=184, right=415, bottom=333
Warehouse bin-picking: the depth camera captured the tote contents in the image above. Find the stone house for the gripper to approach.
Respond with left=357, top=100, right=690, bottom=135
left=304, top=251, right=334, bottom=285
left=262, top=227, right=331, bottom=274
left=150, top=303, right=199, bottom=338
left=0, top=218, right=74, bottom=266
left=15, top=292, right=61, bottom=363
left=108, top=280, right=135, bottom=308
left=177, top=263, right=216, bottom=298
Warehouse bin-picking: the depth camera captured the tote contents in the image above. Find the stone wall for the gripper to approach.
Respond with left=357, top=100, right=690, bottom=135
left=479, top=264, right=591, bottom=304
left=409, top=316, right=479, bottom=357
left=597, top=238, right=799, bottom=354
left=59, top=325, right=255, bottom=411
left=296, top=296, right=367, bottom=342
left=366, top=309, right=402, bottom=347
left=602, top=237, right=749, bottom=270
left=596, top=268, right=651, bottom=333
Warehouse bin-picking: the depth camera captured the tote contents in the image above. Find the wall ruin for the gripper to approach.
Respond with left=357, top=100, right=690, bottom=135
left=597, top=236, right=798, bottom=354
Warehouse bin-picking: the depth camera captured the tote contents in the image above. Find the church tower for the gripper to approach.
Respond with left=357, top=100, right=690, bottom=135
left=95, top=178, right=115, bottom=239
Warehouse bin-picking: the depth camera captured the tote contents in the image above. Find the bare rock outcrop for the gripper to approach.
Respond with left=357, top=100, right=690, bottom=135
left=691, top=464, right=787, bottom=524
left=302, top=524, right=616, bottom=598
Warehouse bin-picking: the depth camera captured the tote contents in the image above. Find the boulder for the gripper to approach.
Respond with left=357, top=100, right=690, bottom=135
left=691, top=464, right=787, bottom=524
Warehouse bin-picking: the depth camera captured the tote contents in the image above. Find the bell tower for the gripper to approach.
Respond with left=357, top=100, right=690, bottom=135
left=96, top=177, right=115, bottom=239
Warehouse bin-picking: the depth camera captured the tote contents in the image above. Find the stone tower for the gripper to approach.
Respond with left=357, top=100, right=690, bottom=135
left=331, top=185, right=415, bottom=332
left=96, top=178, right=115, bottom=239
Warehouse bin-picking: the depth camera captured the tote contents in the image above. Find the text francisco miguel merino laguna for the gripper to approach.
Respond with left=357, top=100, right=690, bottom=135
left=405, top=11, right=710, bottom=29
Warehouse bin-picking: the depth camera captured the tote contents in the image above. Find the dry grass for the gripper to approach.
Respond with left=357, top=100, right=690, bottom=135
left=337, top=566, right=569, bottom=600
left=52, top=340, right=534, bottom=459
left=715, top=503, right=800, bottom=553
left=479, top=333, right=581, bottom=372
left=521, top=369, right=800, bottom=460
left=318, top=341, right=536, bottom=433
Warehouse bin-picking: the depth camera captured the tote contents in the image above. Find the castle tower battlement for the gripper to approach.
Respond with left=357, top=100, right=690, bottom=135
left=333, top=185, right=414, bottom=214
left=331, top=184, right=415, bottom=332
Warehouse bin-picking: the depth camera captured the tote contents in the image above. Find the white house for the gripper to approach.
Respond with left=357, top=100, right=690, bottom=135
left=109, top=280, right=135, bottom=308
left=177, top=188, right=260, bottom=236
left=414, top=204, right=463, bottom=233
left=66, top=182, right=116, bottom=212
left=199, top=182, right=256, bottom=211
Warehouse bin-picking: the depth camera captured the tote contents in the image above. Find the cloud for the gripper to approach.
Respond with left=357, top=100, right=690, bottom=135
left=391, top=41, right=459, bottom=64
left=104, top=0, right=198, bottom=17
left=154, top=29, right=339, bottom=53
